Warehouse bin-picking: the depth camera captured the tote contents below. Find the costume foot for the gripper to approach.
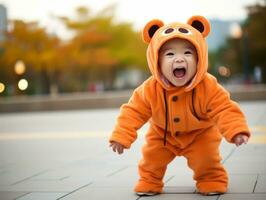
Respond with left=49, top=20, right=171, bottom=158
left=197, top=181, right=227, bottom=195
left=199, top=191, right=223, bottom=196
left=136, top=192, right=159, bottom=196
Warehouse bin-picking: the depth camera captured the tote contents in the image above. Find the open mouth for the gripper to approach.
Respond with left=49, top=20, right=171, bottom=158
left=173, top=68, right=186, bottom=78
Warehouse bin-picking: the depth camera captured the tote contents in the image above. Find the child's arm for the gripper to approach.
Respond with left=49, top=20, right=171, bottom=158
left=203, top=75, right=251, bottom=143
left=109, top=83, right=152, bottom=149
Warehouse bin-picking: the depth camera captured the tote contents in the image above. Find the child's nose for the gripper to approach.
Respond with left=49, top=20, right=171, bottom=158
left=174, top=57, right=185, bottom=63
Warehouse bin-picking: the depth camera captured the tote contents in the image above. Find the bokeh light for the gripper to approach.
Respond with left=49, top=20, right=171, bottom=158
left=0, top=82, right=5, bottom=93
left=230, top=22, right=242, bottom=39
left=218, top=66, right=231, bottom=77
left=14, top=60, right=26, bottom=75
left=18, top=79, right=28, bottom=91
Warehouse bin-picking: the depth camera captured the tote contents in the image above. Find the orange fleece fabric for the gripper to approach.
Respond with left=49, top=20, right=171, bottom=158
left=110, top=16, right=250, bottom=148
left=109, top=16, right=250, bottom=193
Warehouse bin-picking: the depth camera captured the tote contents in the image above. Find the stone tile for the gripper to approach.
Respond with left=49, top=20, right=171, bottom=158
left=164, top=175, right=195, bottom=193
left=224, top=146, right=266, bottom=174
left=89, top=165, right=172, bottom=189
left=228, top=155, right=266, bottom=163
left=0, top=163, right=15, bottom=171
left=17, top=192, right=66, bottom=200
left=163, top=186, right=195, bottom=194
left=140, top=193, right=217, bottom=200
left=0, top=191, right=28, bottom=200
left=0, top=179, right=92, bottom=192
left=225, top=145, right=266, bottom=167
left=219, top=194, right=266, bottom=200
left=89, top=176, right=138, bottom=188
left=42, top=163, right=127, bottom=181
left=0, top=169, right=49, bottom=186
left=165, top=157, right=194, bottom=176
left=31, top=171, right=67, bottom=181
left=58, top=188, right=139, bottom=200
left=255, top=174, right=266, bottom=193
left=220, top=141, right=235, bottom=160
left=227, top=174, right=257, bottom=193
left=225, top=162, right=266, bottom=174
left=230, top=144, right=266, bottom=157
left=165, top=175, right=195, bottom=187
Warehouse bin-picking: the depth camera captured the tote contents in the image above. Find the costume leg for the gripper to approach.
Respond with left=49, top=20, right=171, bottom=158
left=134, top=128, right=176, bottom=193
left=182, top=127, right=228, bottom=194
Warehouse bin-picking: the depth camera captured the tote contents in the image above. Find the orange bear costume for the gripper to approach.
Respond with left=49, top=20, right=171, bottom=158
left=109, top=16, right=250, bottom=194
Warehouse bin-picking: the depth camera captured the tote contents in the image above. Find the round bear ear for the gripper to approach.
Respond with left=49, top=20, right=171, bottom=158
left=142, top=19, right=164, bottom=43
left=187, top=15, right=210, bottom=38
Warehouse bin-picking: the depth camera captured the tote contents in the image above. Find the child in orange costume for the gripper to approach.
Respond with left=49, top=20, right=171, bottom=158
left=109, top=16, right=250, bottom=196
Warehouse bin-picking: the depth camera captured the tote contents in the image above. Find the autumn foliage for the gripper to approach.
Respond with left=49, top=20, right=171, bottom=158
left=0, top=6, right=147, bottom=95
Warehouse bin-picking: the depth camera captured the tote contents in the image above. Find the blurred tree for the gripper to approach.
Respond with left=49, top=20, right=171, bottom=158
left=0, top=4, right=148, bottom=95
left=244, top=0, right=266, bottom=82
left=0, top=20, right=61, bottom=95
left=212, top=1, right=266, bottom=83
left=58, top=5, right=147, bottom=91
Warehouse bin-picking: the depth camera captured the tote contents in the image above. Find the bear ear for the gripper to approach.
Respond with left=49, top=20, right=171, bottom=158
left=142, top=19, right=164, bottom=43
left=187, top=15, right=210, bottom=38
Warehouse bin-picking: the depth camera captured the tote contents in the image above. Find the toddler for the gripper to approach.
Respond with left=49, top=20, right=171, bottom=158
left=109, top=15, right=250, bottom=196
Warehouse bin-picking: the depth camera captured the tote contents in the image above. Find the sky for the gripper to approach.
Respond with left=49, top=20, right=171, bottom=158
left=0, top=0, right=260, bottom=40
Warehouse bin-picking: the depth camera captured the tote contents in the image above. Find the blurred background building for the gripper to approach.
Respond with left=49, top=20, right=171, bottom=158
left=207, top=19, right=239, bottom=52
left=0, top=4, right=7, bottom=42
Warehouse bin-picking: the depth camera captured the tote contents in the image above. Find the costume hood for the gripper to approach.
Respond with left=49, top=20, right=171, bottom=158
left=142, top=15, right=211, bottom=92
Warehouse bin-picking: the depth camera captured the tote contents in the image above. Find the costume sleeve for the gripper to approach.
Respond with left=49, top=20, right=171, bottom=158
left=109, top=83, right=152, bottom=148
left=204, top=77, right=250, bottom=143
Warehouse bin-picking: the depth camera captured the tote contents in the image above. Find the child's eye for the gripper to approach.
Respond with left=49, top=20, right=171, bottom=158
left=166, top=52, right=174, bottom=56
left=184, top=51, right=192, bottom=55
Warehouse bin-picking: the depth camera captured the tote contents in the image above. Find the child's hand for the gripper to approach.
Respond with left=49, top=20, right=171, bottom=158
left=110, top=141, right=125, bottom=154
left=232, top=133, right=249, bottom=147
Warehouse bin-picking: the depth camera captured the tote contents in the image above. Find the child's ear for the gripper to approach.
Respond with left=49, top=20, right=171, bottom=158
left=142, top=19, right=164, bottom=43
left=187, top=16, right=210, bottom=38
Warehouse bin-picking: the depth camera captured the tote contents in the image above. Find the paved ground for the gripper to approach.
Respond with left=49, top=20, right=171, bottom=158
left=0, top=101, right=265, bottom=200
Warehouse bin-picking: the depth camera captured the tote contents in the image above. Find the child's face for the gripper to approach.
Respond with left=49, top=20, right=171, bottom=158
left=159, top=38, right=197, bottom=87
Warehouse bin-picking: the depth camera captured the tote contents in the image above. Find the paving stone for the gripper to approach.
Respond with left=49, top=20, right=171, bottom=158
left=224, top=145, right=266, bottom=174
left=139, top=193, right=217, bottom=200
left=31, top=171, right=68, bottom=181
left=89, top=166, right=173, bottom=189
left=16, top=192, right=66, bottom=200
left=230, top=145, right=266, bottom=157
left=219, top=193, right=266, bottom=200
left=225, top=161, right=266, bottom=174
left=164, top=174, right=195, bottom=187
left=227, top=174, right=257, bottom=193
left=255, top=174, right=266, bottom=193
left=0, top=169, right=49, bottom=186
left=58, top=188, right=139, bottom=200
left=165, top=157, right=194, bottom=176
left=0, top=105, right=266, bottom=200
left=0, top=191, right=28, bottom=200
left=164, top=175, right=195, bottom=193
left=220, top=141, right=235, bottom=160
left=88, top=176, right=138, bottom=188
left=163, top=186, right=195, bottom=194
left=28, top=163, right=126, bottom=184
left=0, top=179, right=92, bottom=192
left=228, top=155, right=266, bottom=163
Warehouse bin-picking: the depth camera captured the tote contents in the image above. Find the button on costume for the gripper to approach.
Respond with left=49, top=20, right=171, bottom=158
left=109, top=16, right=250, bottom=194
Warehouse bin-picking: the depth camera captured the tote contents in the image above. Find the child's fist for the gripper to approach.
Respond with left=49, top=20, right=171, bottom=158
left=110, top=141, right=125, bottom=154
left=232, top=133, right=249, bottom=147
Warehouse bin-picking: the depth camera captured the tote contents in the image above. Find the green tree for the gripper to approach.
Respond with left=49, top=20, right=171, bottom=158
left=244, top=1, right=266, bottom=82
left=213, top=1, right=266, bottom=83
